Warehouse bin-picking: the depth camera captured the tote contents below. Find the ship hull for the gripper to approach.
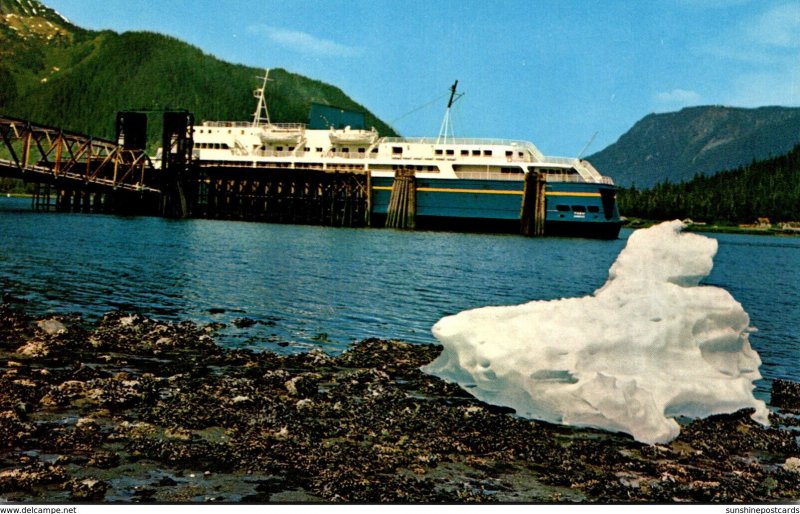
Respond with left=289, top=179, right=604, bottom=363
left=371, top=176, right=622, bottom=239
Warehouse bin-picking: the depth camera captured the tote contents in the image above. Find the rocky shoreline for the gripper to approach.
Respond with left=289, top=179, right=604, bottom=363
left=0, top=302, right=798, bottom=503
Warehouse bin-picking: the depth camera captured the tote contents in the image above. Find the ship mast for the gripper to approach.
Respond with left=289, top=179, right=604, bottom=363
left=436, top=80, right=463, bottom=145
left=252, top=69, right=272, bottom=127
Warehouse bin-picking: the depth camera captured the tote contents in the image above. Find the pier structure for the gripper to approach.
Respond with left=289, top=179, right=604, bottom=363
left=195, top=164, right=371, bottom=227
left=1, top=112, right=550, bottom=235
left=0, top=113, right=162, bottom=215
left=0, top=112, right=373, bottom=227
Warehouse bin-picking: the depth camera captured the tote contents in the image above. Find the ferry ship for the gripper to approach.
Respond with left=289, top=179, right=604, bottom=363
left=188, top=72, right=623, bottom=239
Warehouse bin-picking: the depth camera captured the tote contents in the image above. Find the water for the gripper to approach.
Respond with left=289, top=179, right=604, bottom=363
left=1, top=196, right=798, bottom=399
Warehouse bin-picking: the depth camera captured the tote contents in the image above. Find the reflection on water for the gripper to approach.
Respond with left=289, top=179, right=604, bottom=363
left=0, top=197, right=797, bottom=400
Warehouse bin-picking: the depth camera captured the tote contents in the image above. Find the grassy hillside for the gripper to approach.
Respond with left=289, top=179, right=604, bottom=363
left=0, top=0, right=396, bottom=141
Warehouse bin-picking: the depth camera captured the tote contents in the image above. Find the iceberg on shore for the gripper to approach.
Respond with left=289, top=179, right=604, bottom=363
left=424, top=220, right=769, bottom=444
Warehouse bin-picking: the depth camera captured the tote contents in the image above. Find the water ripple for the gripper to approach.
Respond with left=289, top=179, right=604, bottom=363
left=1, top=198, right=796, bottom=393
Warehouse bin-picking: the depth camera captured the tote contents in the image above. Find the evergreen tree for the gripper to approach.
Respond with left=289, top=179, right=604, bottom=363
left=618, top=144, right=800, bottom=224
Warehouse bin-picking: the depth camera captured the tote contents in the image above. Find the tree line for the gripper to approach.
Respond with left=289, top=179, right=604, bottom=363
left=617, top=144, right=800, bottom=225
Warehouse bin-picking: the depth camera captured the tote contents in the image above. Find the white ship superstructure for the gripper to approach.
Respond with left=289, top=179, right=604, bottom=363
left=185, top=71, right=622, bottom=238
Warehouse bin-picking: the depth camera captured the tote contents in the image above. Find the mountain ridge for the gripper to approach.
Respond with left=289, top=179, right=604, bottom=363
left=586, top=105, right=800, bottom=187
left=4, top=0, right=800, bottom=189
left=0, top=0, right=397, bottom=141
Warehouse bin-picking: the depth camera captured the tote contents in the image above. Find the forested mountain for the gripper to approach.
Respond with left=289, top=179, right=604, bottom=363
left=587, top=106, right=800, bottom=188
left=4, top=1, right=799, bottom=223
left=0, top=0, right=396, bottom=140
left=618, top=143, right=800, bottom=224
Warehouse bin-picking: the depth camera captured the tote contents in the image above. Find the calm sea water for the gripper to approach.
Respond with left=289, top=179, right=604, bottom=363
left=0, top=196, right=797, bottom=400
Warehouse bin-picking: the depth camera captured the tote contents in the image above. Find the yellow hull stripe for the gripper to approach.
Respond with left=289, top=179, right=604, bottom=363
left=545, top=192, right=602, bottom=197
left=372, top=185, right=519, bottom=195
left=373, top=185, right=601, bottom=198
left=419, top=187, right=522, bottom=195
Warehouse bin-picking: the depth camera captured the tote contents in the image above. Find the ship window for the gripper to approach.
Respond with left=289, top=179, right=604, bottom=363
left=505, top=151, right=513, bottom=157
left=435, top=149, right=443, bottom=156
left=392, top=146, right=403, bottom=155
left=277, top=146, right=283, bottom=151
left=483, top=150, right=493, bottom=156
left=358, top=148, right=366, bottom=153
left=289, top=146, right=295, bottom=151
left=371, top=148, right=378, bottom=153
left=472, top=150, right=481, bottom=156
left=588, top=206, right=600, bottom=213
left=446, top=149, right=455, bottom=156
left=461, top=150, right=469, bottom=156
left=556, top=205, right=570, bottom=212
left=304, top=147, right=310, bottom=152
left=342, top=148, right=349, bottom=153
left=316, top=147, right=323, bottom=152
left=572, top=205, right=586, bottom=212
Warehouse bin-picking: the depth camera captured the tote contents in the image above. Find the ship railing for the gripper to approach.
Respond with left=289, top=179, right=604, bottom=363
left=541, top=156, right=579, bottom=166
left=202, top=121, right=306, bottom=131
left=202, top=121, right=252, bottom=128
left=575, top=159, right=603, bottom=177
left=541, top=173, right=615, bottom=185
left=453, top=171, right=526, bottom=181
left=506, top=155, right=532, bottom=162
left=540, top=156, right=607, bottom=182
left=259, top=150, right=308, bottom=158
left=262, top=123, right=306, bottom=131
left=381, top=137, right=545, bottom=159
left=253, top=149, right=375, bottom=160
left=325, top=150, right=375, bottom=160
left=453, top=170, right=614, bottom=184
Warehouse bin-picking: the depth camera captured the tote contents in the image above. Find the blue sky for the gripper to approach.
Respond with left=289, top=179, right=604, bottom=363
left=45, top=0, right=800, bottom=156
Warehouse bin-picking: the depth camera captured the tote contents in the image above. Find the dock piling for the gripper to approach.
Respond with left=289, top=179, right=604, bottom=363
left=385, top=168, right=416, bottom=229
left=520, top=171, right=546, bottom=236
left=197, top=167, right=369, bottom=227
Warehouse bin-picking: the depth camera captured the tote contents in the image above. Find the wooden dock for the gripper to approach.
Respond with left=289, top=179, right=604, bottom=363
left=196, top=166, right=371, bottom=227
left=2, top=111, right=552, bottom=236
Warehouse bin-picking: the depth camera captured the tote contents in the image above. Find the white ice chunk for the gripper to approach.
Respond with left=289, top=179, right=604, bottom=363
left=424, top=220, right=769, bottom=444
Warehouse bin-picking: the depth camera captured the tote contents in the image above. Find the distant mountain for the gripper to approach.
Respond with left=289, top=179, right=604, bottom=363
left=0, top=0, right=396, bottom=141
left=618, top=142, right=800, bottom=224
left=586, top=106, right=800, bottom=188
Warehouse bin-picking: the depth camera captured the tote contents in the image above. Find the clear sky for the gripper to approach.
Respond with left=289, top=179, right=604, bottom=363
left=44, top=0, right=800, bottom=157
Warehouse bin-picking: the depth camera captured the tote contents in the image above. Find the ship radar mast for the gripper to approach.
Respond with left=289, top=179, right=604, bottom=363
left=436, top=80, right=464, bottom=145
left=252, top=69, right=272, bottom=127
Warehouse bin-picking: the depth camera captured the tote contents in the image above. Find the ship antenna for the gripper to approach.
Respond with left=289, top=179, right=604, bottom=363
left=577, top=131, right=598, bottom=160
left=436, top=80, right=464, bottom=145
left=253, top=69, right=272, bottom=127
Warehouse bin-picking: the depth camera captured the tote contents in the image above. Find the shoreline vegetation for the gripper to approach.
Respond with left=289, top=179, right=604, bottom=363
left=624, top=217, right=800, bottom=236
left=0, top=300, right=798, bottom=503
